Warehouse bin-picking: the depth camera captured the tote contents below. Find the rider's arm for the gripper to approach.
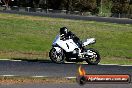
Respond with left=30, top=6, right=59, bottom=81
left=68, top=31, right=76, bottom=39
left=68, top=31, right=80, bottom=40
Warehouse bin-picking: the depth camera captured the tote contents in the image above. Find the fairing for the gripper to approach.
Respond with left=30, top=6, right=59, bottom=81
left=52, top=34, right=78, bottom=52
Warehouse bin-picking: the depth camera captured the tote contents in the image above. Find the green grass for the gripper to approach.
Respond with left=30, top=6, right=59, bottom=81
left=0, top=13, right=132, bottom=64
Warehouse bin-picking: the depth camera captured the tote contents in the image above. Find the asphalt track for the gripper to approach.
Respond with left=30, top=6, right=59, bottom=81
left=0, top=10, right=132, bottom=24
left=0, top=60, right=131, bottom=88
left=0, top=83, right=132, bottom=88
left=0, top=60, right=131, bottom=77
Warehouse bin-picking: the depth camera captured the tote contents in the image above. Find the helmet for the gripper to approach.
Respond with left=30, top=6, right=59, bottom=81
left=60, top=27, right=68, bottom=35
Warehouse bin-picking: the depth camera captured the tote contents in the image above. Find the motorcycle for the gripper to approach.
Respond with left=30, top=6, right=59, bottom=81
left=49, top=34, right=101, bottom=65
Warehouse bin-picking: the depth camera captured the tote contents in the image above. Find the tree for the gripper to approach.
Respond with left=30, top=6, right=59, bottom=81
left=61, top=0, right=99, bottom=14
left=75, top=0, right=98, bottom=14
left=111, top=0, right=130, bottom=18
left=61, top=0, right=75, bottom=12
left=96, top=0, right=101, bottom=7
left=48, top=0, right=63, bottom=10
left=2, top=0, right=11, bottom=9
left=111, top=0, right=129, bottom=14
left=38, top=0, right=47, bottom=9
left=33, top=0, right=40, bottom=8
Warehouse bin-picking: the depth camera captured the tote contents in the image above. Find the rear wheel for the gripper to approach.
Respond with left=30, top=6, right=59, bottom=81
left=49, top=48, right=65, bottom=64
left=85, top=48, right=101, bottom=65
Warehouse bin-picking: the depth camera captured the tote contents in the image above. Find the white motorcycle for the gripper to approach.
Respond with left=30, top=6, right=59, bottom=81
left=49, top=34, right=101, bottom=65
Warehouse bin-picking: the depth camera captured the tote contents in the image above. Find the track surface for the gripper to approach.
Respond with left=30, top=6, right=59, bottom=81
left=0, top=60, right=131, bottom=77
left=0, top=60, right=131, bottom=88
left=0, top=83, right=132, bottom=88
left=0, top=10, right=132, bottom=24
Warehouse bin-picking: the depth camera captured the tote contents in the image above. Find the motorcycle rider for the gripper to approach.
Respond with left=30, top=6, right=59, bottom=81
left=59, top=27, right=82, bottom=48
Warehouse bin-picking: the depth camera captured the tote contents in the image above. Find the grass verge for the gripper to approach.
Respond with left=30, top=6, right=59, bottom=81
left=0, top=12, right=132, bottom=65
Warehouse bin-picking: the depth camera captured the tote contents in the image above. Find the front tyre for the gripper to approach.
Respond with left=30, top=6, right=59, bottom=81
left=85, top=48, right=101, bottom=65
left=49, top=48, right=65, bottom=64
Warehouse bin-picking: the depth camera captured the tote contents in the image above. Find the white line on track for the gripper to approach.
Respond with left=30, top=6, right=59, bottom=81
left=99, top=64, right=132, bottom=66
left=31, top=76, right=48, bottom=78
left=0, top=59, right=132, bottom=66
left=66, top=62, right=132, bottom=66
left=0, top=59, right=22, bottom=62
left=0, top=75, right=76, bottom=79
left=11, top=60, right=22, bottom=62
left=65, top=77, right=76, bottom=79
left=0, top=59, right=11, bottom=61
left=0, top=75, right=16, bottom=77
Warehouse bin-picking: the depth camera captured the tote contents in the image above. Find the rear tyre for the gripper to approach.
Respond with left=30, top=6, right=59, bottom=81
left=49, top=48, right=65, bottom=64
left=85, top=48, right=101, bottom=65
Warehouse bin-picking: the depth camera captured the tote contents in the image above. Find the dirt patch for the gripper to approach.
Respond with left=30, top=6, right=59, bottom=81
left=0, top=77, right=76, bottom=85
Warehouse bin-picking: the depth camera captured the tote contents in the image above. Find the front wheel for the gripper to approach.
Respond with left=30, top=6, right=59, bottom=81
left=49, top=48, right=65, bottom=64
left=85, top=48, right=101, bottom=65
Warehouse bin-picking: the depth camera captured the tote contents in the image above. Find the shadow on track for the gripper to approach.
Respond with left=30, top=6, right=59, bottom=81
left=10, top=58, right=132, bottom=67
left=11, top=58, right=84, bottom=65
left=11, top=58, right=52, bottom=63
